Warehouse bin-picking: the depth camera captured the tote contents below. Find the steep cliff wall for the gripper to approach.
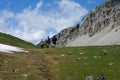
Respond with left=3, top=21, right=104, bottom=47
left=78, top=0, right=120, bottom=37
left=53, top=0, right=120, bottom=47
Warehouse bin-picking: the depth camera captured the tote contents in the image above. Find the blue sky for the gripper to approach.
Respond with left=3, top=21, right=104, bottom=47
left=0, top=0, right=105, bottom=44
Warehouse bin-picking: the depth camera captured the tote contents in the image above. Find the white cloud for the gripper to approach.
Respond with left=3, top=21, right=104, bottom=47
left=35, top=1, right=43, bottom=11
left=0, top=0, right=88, bottom=44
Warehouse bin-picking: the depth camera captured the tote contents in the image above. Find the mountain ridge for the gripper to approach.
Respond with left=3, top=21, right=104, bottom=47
left=53, top=0, right=120, bottom=47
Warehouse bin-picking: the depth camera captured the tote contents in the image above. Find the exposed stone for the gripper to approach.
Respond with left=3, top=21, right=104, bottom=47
left=102, top=49, right=108, bottom=55
left=60, top=54, right=65, bottom=57
left=83, top=56, right=88, bottom=60
left=84, top=63, right=89, bottom=65
left=40, top=65, right=47, bottom=73
left=109, top=62, right=114, bottom=66
left=72, top=58, right=80, bottom=62
left=35, top=57, right=43, bottom=63
left=27, top=65, right=31, bottom=68
left=22, top=74, right=28, bottom=78
left=85, top=75, right=93, bottom=80
left=1, top=69, right=7, bottom=73
left=80, top=52, right=86, bottom=55
left=93, top=56, right=97, bottom=59
left=96, top=75, right=105, bottom=80
left=12, top=69, right=20, bottom=73
left=4, top=61, right=8, bottom=64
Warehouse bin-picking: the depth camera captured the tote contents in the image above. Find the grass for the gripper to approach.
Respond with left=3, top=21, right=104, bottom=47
left=41, top=46, right=120, bottom=80
left=0, top=52, right=42, bottom=80
left=0, top=32, right=120, bottom=80
left=0, top=32, right=38, bottom=48
left=0, top=50, right=58, bottom=80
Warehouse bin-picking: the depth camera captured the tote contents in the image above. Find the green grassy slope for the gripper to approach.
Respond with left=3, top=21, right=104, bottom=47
left=42, top=46, right=120, bottom=80
left=0, top=32, right=38, bottom=48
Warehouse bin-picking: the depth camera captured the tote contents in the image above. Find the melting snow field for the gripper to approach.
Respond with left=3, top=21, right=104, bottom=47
left=0, top=43, right=28, bottom=53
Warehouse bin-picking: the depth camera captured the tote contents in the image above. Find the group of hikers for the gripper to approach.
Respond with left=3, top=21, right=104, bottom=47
left=39, top=36, right=57, bottom=48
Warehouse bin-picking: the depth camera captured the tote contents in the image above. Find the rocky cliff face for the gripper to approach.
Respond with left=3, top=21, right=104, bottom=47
left=52, top=24, right=79, bottom=47
left=53, top=0, right=120, bottom=47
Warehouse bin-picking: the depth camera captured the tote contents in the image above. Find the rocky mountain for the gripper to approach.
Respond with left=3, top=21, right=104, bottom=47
left=53, top=0, right=120, bottom=47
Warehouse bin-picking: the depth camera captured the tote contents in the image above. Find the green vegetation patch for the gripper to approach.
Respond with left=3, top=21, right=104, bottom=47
left=0, top=32, right=38, bottom=48
left=43, top=46, right=120, bottom=80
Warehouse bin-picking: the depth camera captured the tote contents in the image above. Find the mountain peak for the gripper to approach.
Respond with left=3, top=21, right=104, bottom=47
left=53, top=0, right=120, bottom=47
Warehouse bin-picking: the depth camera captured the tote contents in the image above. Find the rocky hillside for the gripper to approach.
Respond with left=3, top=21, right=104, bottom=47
left=53, top=0, right=120, bottom=47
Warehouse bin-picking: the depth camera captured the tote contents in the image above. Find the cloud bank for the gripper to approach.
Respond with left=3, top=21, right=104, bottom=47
left=0, top=0, right=88, bottom=44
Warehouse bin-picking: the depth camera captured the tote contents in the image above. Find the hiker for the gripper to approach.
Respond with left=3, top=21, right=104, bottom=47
left=40, top=39, right=44, bottom=49
left=52, top=36, right=57, bottom=45
left=47, top=36, right=51, bottom=45
left=46, top=36, right=51, bottom=48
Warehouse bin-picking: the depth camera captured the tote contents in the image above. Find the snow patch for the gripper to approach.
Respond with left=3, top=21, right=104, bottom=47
left=0, top=43, right=28, bottom=53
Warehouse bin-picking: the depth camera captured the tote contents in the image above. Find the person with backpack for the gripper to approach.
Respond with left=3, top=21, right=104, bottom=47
left=45, top=36, right=51, bottom=48
left=40, top=39, right=44, bottom=49
left=52, top=36, right=57, bottom=45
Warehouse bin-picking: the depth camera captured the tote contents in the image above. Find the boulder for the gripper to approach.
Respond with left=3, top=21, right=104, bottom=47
left=85, top=75, right=93, bottom=80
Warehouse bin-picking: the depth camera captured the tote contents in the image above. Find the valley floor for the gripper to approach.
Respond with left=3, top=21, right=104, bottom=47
left=0, top=45, right=120, bottom=80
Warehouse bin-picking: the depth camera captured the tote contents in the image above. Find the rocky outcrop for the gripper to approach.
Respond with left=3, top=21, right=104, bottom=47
left=79, top=0, right=120, bottom=36
left=53, top=0, right=120, bottom=47
left=53, top=24, right=79, bottom=47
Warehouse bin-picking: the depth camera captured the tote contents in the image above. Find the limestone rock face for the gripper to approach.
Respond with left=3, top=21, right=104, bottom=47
left=79, top=0, right=120, bottom=36
left=53, top=24, right=79, bottom=47
left=53, top=0, right=120, bottom=47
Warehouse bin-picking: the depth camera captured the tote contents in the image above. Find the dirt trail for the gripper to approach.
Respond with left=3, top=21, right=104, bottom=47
left=24, top=50, right=59, bottom=80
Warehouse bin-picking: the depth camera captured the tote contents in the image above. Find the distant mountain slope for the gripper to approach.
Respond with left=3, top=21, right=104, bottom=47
left=0, top=32, right=37, bottom=48
left=53, top=0, right=120, bottom=47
